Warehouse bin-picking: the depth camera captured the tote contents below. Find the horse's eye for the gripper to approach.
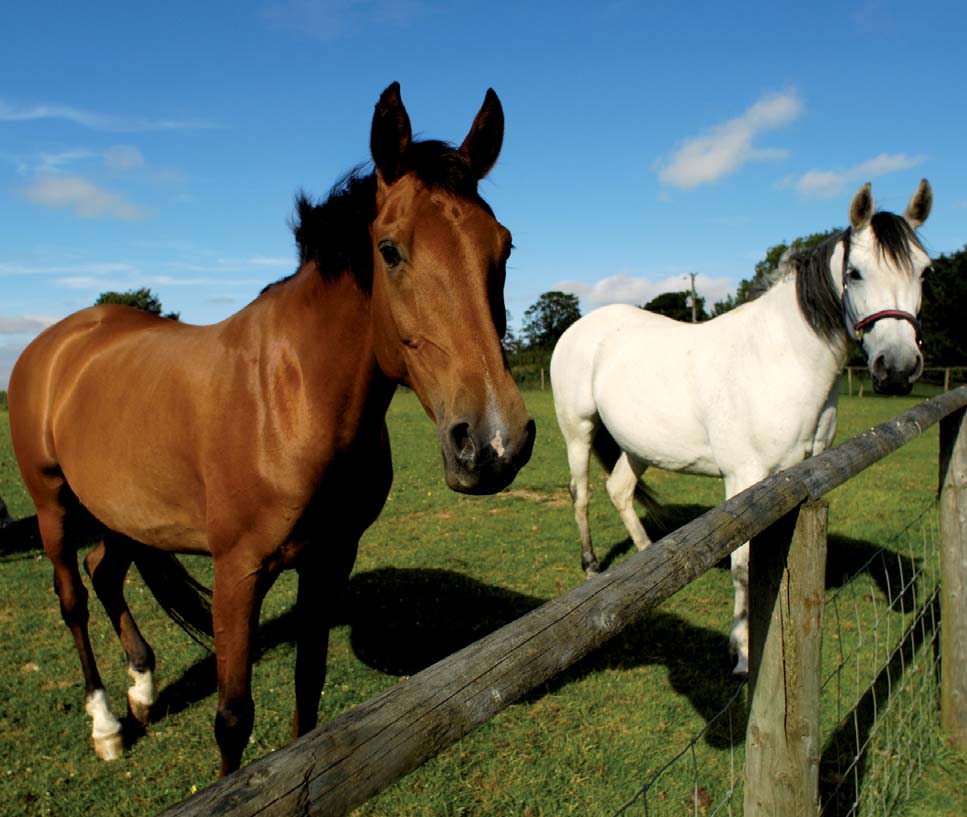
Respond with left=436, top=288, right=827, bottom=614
left=848, top=268, right=863, bottom=282
left=379, top=243, right=402, bottom=267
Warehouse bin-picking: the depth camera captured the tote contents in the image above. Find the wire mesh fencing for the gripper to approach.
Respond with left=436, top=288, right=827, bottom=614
left=819, top=503, right=942, bottom=816
left=607, top=502, right=942, bottom=817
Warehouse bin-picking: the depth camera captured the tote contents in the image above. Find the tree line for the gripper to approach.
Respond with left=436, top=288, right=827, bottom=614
left=508, top=234, right=967, bottom=379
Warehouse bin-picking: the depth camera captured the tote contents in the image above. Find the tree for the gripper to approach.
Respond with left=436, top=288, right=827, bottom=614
left=521, top=291, right=581, bottom=350
left=501, top=309, right=521, bottom=355
left=96, top=287, right=180, bottom=320
left=921, top=245, right=967, bottom=364
left=711, top=292, right=736, bottom=317
left=719, top=229, right=842, bottom=312
left=643, top=290, right=708, bottom=322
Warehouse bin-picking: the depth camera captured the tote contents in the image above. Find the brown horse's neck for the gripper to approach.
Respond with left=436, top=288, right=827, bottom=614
left=226, top=262, right=396, bottom=444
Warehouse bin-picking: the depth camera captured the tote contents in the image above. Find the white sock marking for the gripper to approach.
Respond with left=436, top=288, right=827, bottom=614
left=127, top=666, right=156, bottom=707
left=85, top=689, right=122, bottom=740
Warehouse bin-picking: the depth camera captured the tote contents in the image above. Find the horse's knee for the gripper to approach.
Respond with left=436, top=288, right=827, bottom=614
left=730, top=545, right=749, bottom=588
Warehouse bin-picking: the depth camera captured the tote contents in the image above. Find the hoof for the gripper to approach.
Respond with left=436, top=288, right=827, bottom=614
left=128, top=691, right=152, bottom=725
left=93, top=731, right=124, bottom=761
left=584, top=565, right=600, bottom=579
left=732, top=657, right=748, bottom=676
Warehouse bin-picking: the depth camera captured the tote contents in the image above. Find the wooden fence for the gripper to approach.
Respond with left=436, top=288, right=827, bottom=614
left=159, top=386, right=967, bottom=817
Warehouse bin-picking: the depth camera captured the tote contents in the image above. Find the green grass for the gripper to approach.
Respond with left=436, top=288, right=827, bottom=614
left=1, top=389, right=965, bottom=816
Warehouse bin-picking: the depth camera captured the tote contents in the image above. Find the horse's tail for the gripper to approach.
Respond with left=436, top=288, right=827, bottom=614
left=591, top=424, right=666, bottom=529
left=132, top=547, right=215, bottom=652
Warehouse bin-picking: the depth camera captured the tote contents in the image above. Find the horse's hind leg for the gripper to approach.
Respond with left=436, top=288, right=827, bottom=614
left=565, top=432, right=598, bottom=576
left=84, top=533, right=156, bottom=725
left=606, top=452, right=651, bottom=552
left=37, top=503, right=124, bottom=759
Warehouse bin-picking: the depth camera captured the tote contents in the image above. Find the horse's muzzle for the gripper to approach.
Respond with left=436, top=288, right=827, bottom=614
left=442, top=417, right=536, bottom=494
left=870, top=350, right=922, bottom=396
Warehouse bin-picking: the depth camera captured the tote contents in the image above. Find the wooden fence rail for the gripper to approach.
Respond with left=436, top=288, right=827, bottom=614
left=159, top=386, right=967, bottom=817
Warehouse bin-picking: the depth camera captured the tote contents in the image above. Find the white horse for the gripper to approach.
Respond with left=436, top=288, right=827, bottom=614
left=550, top=180, right=932, bottom=674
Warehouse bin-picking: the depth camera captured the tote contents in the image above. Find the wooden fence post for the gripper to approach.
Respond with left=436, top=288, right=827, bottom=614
left=940, top=407, right=967, bottom=750
left=847, top=366, right=853, bottom=397
left=744, top=500, right=828, bottom=817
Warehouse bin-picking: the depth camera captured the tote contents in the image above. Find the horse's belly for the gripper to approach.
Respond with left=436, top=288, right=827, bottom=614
left=62, top=453, right=211, bottom=552
left=597, top=399, right=722, bottom=477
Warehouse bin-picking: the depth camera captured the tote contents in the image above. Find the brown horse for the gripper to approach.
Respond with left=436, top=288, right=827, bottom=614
left=7, top=82, right=535, bottom=776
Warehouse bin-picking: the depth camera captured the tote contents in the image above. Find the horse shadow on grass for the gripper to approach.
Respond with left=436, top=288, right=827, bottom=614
left=149, top=562, right=744, bottom=750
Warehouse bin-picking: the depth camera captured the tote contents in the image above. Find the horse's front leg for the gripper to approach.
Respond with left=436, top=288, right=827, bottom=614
left=723, top=470, right=765, bottom=676
left=565, top=434, right=598, bottom=576
left=211, top=550, right=278, bottom=776
left=292, top=541, right=358, bottom=737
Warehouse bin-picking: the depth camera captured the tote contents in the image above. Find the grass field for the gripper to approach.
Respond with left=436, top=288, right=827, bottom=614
left=1, top=388, right=965, bottom=816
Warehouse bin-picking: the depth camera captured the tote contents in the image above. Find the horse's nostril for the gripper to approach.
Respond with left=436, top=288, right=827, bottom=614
left=450, top=422, right=476, bottom=468
left=871, top=353, right=888, bottom=382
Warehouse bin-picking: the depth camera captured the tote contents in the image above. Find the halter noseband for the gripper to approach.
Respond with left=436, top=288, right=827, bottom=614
left=852, top=309, right=923, bottom=347
left=840, top=227, right=923, bottom=358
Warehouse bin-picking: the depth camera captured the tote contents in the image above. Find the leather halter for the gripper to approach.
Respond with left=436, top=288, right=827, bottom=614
left=852, top=309, right=923, bottom=347
left=840, top=227, right=923, bottom=358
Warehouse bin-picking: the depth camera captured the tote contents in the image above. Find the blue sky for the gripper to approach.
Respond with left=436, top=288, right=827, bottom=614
left=2, top=1, right=965, bottom=388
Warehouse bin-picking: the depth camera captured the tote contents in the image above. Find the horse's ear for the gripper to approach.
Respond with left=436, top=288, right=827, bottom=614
left=849, top=182, right=874, bottom=230
left=904, top=178, right=932, bottom=229
left=459, top=88, right=504, bottom=180
left=371, top=82, right=412, bottom=185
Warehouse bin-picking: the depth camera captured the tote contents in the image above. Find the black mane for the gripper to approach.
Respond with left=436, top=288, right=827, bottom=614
left=282, top=140, right=490, bottom=294
left=786, top=211, right=924, bottom=345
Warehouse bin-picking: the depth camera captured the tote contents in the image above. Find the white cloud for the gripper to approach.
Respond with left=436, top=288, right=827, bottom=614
left=792, top=152, right=926, bottom=199
left=21, top=175, right=151, bottom=221
left=26, top=149, right=97, bottom=174
left=0, top=100, right=217, bottom=132
left=553, top=271, right=736, bottom=310
left=655, top=91, right=803, bottom=189
left=55, top=273, right=262, bottom=290
left=103, top=145, right=145, bottom=171
left=0, top=315, right=57, bottom=334
left=0, top=338, right=29, bottom=391
left=0, top=261, right=138, bottom=276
